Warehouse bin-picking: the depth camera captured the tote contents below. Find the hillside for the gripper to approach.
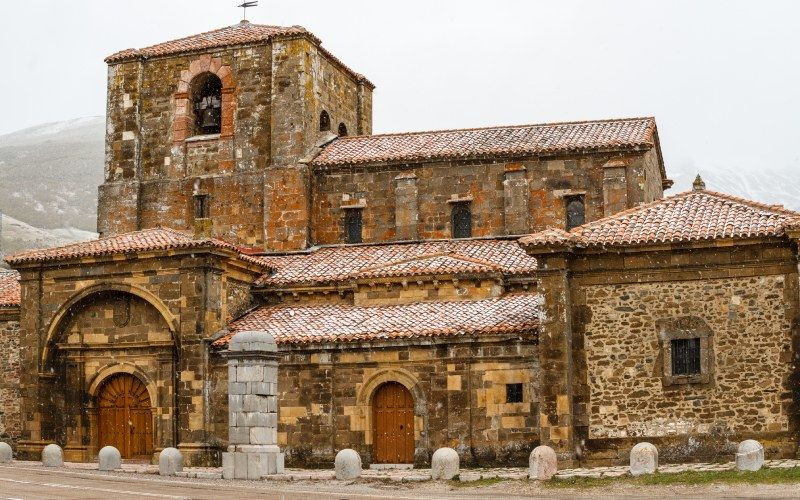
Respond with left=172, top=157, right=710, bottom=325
left=0, top=116, right=104, bottom=231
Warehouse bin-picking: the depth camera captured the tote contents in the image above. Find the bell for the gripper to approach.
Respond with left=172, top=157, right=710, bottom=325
left=201, top=107, right=220, bottom=129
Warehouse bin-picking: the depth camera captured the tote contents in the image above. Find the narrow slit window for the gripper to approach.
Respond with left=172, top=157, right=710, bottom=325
left=319, top=110, right=331, bottom=132
left=565, top=195, right=585, bottom=230
left=194, top=194, right=210, bottom=219
left=344, top=208, right=363, bottom=244
left=451, top=202, right=472, bottom=239
left=506, top=383, right=523, bottom=403
left=671, top=338, right=701, bottom=376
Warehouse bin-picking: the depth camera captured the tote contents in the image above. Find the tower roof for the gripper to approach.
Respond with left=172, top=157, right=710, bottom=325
left=105, top=21, right=372, bottom=86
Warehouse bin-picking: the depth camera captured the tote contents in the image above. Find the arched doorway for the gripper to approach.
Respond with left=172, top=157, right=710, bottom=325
left=97, top=373, right=154, bottom=459
left=373, top=382, right=414, bottom=464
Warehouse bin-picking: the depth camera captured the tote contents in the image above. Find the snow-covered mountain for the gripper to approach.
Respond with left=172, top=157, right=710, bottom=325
left=667, top=162, right=800, bottom=210
left=0, top=213, right=96, bottom=266
left=0, top=116, right=104, bottom=231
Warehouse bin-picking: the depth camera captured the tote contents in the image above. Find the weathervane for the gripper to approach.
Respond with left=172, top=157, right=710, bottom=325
left=238, top=1, right=258, bottom=21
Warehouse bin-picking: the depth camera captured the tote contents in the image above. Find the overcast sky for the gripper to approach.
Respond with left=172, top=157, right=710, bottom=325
left=1, top=0, right=798, bottom=174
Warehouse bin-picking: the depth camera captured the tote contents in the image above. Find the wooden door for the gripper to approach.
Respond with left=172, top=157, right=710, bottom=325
left=373, top=382, right=415, bottom=464
left=98, top=374, right=153, bottom=459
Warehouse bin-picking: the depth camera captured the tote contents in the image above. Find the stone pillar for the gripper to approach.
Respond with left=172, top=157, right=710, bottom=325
left=602, top=160, right=628, bottom=217
left=533, top=253, right=575, bottom=466
left=222, top=331, right=282, bottom=480
left=394, top=172, right=418, bottom=240
left=503, top=165, right=529, bottom=235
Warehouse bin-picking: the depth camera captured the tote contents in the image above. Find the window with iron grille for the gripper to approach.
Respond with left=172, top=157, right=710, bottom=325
left=565, top=195, right=585, bottom=230
left=671, top=337, right=701, bottom=376
left=451, top=202, right=472, bottom=239
left=344, top=208, right=363, bottom=244
left=506, top=383, right=523, bottom=403
left=193, top=194, right=210, bottom=219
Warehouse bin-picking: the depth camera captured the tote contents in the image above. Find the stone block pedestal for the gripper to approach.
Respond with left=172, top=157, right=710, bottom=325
left=221, top=331, right=283, bottom=480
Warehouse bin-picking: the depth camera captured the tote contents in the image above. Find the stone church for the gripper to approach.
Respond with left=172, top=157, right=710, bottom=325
left=1, top=20, right=799, bottom=468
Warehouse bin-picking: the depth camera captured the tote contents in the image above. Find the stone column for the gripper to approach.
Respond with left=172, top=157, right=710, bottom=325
left=222, top=331, right=283, bottom=480
left=394, top=172, right=418, bottom=240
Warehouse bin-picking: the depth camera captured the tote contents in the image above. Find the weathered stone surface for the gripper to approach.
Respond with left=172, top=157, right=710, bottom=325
left=629, top=442, right=658, bottom=476
left=42, top=444, right=63, bottom=467
left=230, top=331, right=277, bottom=352
left=0, top=442, right=11, bottom=463
left=736, top=440, right=764, bottom=471
left=98, top=445, right=121, bottom=471
left=334, top=449, right=362, bottom=480
left=159, top=447, right=183, bottom=476
left=430, top=447, right=459, bottom=480
left=528, top=445, right=557, bottom=480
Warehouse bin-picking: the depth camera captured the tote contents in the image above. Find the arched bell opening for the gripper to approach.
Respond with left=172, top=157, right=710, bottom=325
left=191, top=72, right=223, bottom=135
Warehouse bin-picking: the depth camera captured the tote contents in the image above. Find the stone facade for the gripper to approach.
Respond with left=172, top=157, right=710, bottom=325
left=0, top=309, right=20, bottom=447
left=99, top=23, right=373, bottom=250
left=311, top=149, right=664, bottom=245
left=530, top=240, right=800, bottom=465
left=11, top=248, right=264, bottom=465
left=209, top=335, right=539, bottom=467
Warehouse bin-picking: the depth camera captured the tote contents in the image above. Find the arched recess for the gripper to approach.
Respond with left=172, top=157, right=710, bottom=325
left=174, top=54, right=235, bottom=142
left=42, top=282, right=179, bottom=368
left=87, top=362, right=158, bottom=407
left=354, top=367, right=427, bottom=452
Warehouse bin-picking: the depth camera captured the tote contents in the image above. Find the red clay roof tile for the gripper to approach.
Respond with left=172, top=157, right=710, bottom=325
left=105, top=21, right=372, bottom=87
left=4, top=227, right=268, bottom=267
left=0, top=270, right=20, bottom=308
left=214, top=293, right=541, bottom=346
left=255, top=239, right=537, bottom=286
left=521, top=189, right=800, bottom=249
left=312, top=117, right=656, bottom=167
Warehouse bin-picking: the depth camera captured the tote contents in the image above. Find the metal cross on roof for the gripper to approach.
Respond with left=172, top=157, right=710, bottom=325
left=237, top=1, right=258, bottom=21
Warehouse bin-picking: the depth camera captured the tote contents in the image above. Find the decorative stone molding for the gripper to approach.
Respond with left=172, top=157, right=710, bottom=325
left=657, top=316, right=714, bottom=386
left=173, top=54, right=236, bottom=142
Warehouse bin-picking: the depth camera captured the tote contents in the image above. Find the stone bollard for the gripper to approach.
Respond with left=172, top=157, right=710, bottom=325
left=222, top=331, right=283, bottom=480
left=735, top=439, right=764, bottom=471
left=42, top=444, right=63, bottom=467
left=529, top=445, right=558, bottom=480
left=334, top=449, right=362, bottom=480
left=430, top=447, right=460, bottom=480
left=0, top=442, right=11, bottom=464
left=98, top=445, right=122, bottom=471
left=629, top=442, right=658, bottom=476
left=159, top=447, right=183, bottom=476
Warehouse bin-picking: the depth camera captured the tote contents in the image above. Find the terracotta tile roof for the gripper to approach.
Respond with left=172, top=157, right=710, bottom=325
left=312, top=117, right=657, bottom=167
left=4, top=227, right=268, bottom=266
left=0, top=270, right=20, bottom=308
left=105, top=21, right=372, bottom=87
left=214, top=293, right=541, bottom=346
left=521, top=189, right=800, bottom=249
left=255, top=239, right=537, bottom=286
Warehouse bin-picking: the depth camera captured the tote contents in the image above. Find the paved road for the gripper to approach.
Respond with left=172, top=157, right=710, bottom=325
left=0, top=463, right=544, bottom=500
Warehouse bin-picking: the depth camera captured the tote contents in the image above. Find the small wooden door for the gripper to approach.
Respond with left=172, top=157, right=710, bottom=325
left=373, top=382, right=414, bottom=464
left=98, top=374, right=153, bottom=459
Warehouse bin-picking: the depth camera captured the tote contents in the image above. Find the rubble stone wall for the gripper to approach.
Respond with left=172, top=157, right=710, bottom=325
left=0, top=312, right=20, bottom=447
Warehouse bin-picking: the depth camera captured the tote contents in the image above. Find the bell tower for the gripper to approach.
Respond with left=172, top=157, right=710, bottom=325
left=98, top=21, right=373, bottom=250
